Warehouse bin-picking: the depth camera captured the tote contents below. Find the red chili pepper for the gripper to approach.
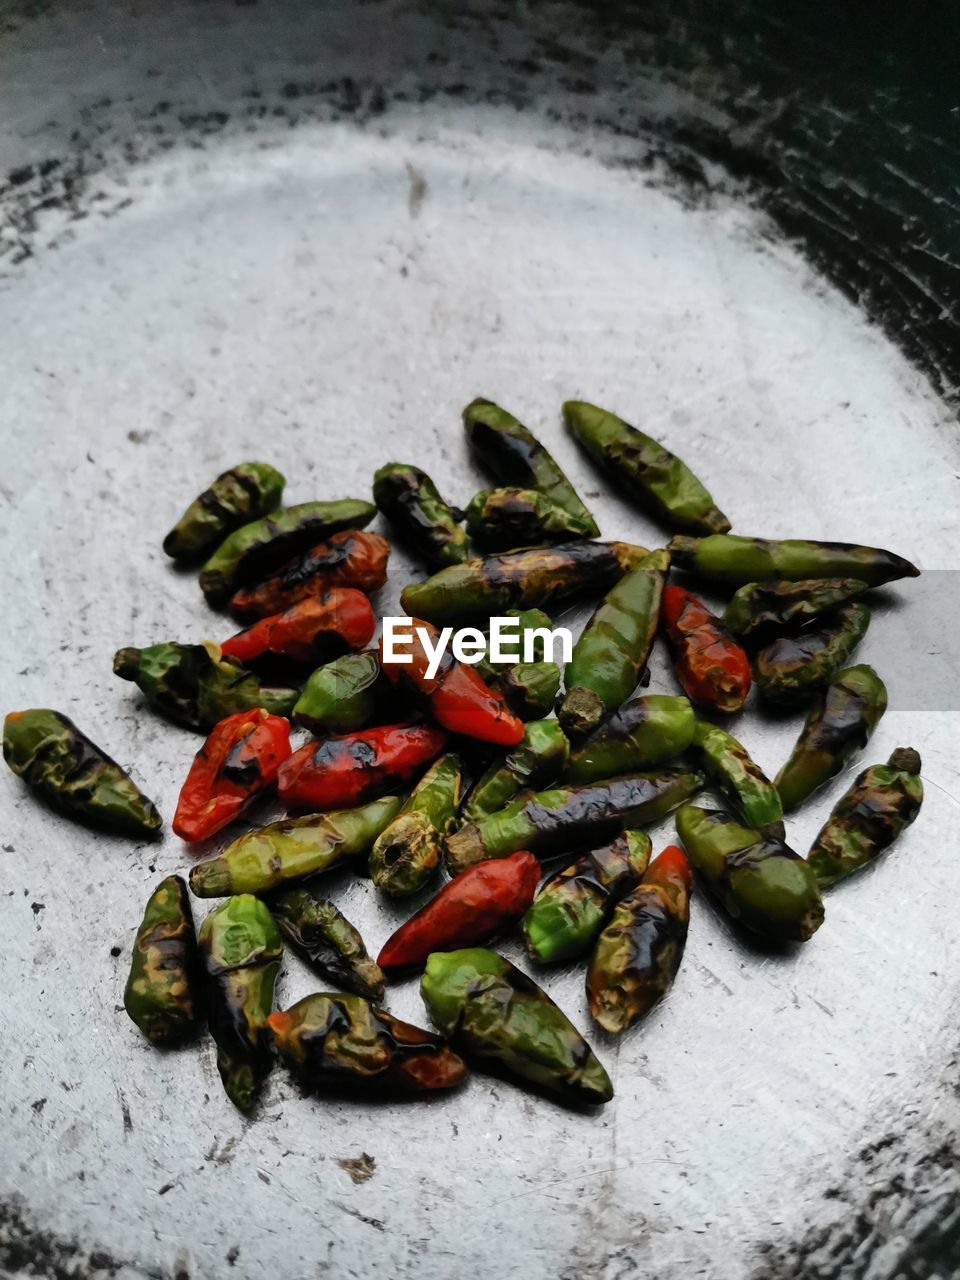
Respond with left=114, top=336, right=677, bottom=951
left=229, top=530, right=390, bottom=621
left=380, top=617, right=525, bottom=746
left=277, top=722, right=448, bottom=810
left=220, top=588, right=375, bottom=665
left=661, top=584, right=752, bottom=713
left=378, top=851, right=540, bottom=972
left=645, top=843, right=692, bottom=894
left=172, top=708, right=292, bottom=842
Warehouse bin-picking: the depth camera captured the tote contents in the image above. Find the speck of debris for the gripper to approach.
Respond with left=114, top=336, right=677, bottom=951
left=127, top=429, right=152, bottom=444
left=158, top=1182, right=175, bottom=1196
left=109, top=945, right=122, bottom=957
left=257, top=1170, right=271, bottom=1185
left=226, top=1246, right=240, bottom=1266
left=337, top=1153, right=376, bottom=1185
left=30, top=1098, right=46, bottom=1115
left=30, top=902, right=44, bottom=915
left=2, top=845, right=14, bottom=853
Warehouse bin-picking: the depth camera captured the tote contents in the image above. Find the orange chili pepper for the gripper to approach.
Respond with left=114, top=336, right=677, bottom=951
left=228, top=530, right=389, bottom=621
left=220, top=589, right=375, bottom=665
left=661, top=584, right=751, bottom=713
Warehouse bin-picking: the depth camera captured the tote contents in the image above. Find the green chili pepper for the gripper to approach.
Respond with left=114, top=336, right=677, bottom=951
left=565, top=695, right=695, bottom=785
left=421, top=948, right=613, bottom=1106
left=369, top=754, right=462, bottom=897
left=564, top=399, right=730, bottom=535
left=4, top=708, right=162, bottom=839
left=522, top=831, right=652, bottom=964
left=723, top=578, right=871, bottom=643
left=463, top=397, right=598, bottom=535
left=775, top=664, right=888, bottom=812
left=113, top=641, right=298, bottom=733
left=190, top=795, right=404, bottom=897
left=560, top=549, right=669, bottom=738
left=446, top=768, right=703, bottom=873
left=266, top=886, right=385, bottom=1001
left=475, top=609, right=561, bottom=720
left=163, top=462, right=285, bottom=562
left=675, top=805, right=824, bottom=943
left=199, top=896, right=282, bottom=1110
left=292, top=651, right=390, bottom=734
left=464, top=487, right=596, bottom=550
left=199, top=499, right=377, bottom=606
left=463, top=720, right=569, bottom=822
left=476, top=608, right=554, bottom=670
left=691, top=721, right=784, bottom=834
left=807, top=748, right=923, bottom=889
left=667, top=534, right=919, bottom=588
left=754, top=603, right=871, bottom=705
left=372, top=462, right=468, bottom=568
left=123, top=876, right=202, bottom=1045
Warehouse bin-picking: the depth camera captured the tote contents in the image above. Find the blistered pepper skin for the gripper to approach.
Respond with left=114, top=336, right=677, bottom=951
left=475, top=609, right=562, bottom=721
left=463, top=720, right=569, bottom=821
left=278, top=723, right=448, bottom=811
left=723, top=578, right=871, bottom=643
left=668, top=534, right=920, bottom=588
left=754, top=603, right=871, bottom=705
left=124, top=876, right=202, bottom=1045
left=587, top=844, right=691, bottom=1033
left=228, top=530, right=390, bottom=622
left=267, top=886, right=385, bottom=1001
left=465, top=487, right=596, bottom=550
left=373, top=462, right=468, bottom=568
left=808, top=748, right=923, bottom=889
left=292, top=651, right=393, bottom=734
left=661, top=584, right=752, bottom=714
left=220, top=590, right=376, bottom=666
left=692, top=721, right=784, bottom=834
left=565, top=695, right=695, bottom=785
left=369, top=753, right=462, bottom=897
left=421, top=948, right=613, bottom=1106
left=163, top=462, right=285, bottom=562
left=3, top=709, right=162, bottom=839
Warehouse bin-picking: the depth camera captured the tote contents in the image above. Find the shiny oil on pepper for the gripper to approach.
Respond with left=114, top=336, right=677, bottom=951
left=292, top=651, right=396, bottom=735
left=228, top=529, right=390, bottom=622
left=220, top=589, right=375, bottom=666
left=372, top=461, right=468, bottom=568
left=368, top=753, right=462, bottom=897
left=660, top=583, right=751, bottom=713
left=163, top=462, right=285, bottom=562
left=267, top=885, right=385, bottom=1001
left=123, top=876, right=202, bottom=1045
left=723, top=578, right=871, bottom=643
left=667, top=534, right=919, bottom=588
left=691, top=721, right=783, bottom=834
left=565, top=694, right=695, bottom=785
left=462, top=719, right=569, bottom=822
left=754, top=602, right=871, bottom=705
left=464, top=487, right=596, bottom=550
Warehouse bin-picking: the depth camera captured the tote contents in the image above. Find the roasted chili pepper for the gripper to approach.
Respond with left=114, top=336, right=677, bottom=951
left=476, top=608, right=554, bottom=671
left=807, top=748, right=923, bottom=889
left=463, top=720, right=569, bottom=821
left=190, top=795, right=404, bottom=896
left=228, top=529, right=390, bottom=622
left=4, top=708, right=161, bottom=839
left=587, top=844, right=691, bottom=1033
left=465, top=487, right=596, bottom=550
left=399, top=540, right=648, bottom=625
left=723, top=578, right=871, bottom=644
left=278, top=722, right=447, bottom=811
left=123, top=876, right=202, bottom=1045
left=172, top=709, right=291, bottom=842
left=380, top=618, right=524, bottom=746
left=199, top=499, right=377, bottom=606
left=675, top=805, right=824, bottom=943
left=421, top=948, right=613, bottom=1106
left=475, top=608, right=562, bottom=720
left=463, top=397, right=599, bottom=535
left=667, top=534, right=920, bottom=588
left=369, top=753, right=462, bottom=897
left=564, top=400, right=730, bottom=535
left=292, top=651, right=395, bottom=734
left=268, top=994, right=468, bottom=1095
left=163, top=462, right=285, bottom=562
left=522, top=831, right=652, bottom=964
left=378, top=851, right=540, bottom=973
left=446, top=768, right=703, bottom=873
left=198, top=895, right=283, bottom=1110
left=372, top=461, right=468, bottom=568
left=775, top=664, right=888, bottom=813
left=220, top=589, right=375, bottom=666
left=560, top=548, right=669, bottom=738
left=267, top=886, right=385, bottom=1001
left=692, top=721, right=784, bottom=834
left=660, top=583, right=752, bottom=713
left=754, top=603, right=871, bottom=705
left=113, top=641, right=298, bottom=733
left=565, top=695, right=695, bottom=785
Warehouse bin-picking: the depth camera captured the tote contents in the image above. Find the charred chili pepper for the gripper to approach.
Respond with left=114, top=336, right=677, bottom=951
left=172, top=709, right=291, bottom=842
left=587, top=844, right=691, bottom=1033
left=475, top=609, right=562, bottom=721
left=198, top=895, right=283, bottom=1110
left=123, top=876, right=202, bottom=1045
left=267, top=886, right=385, bottom=1001
left=113, top=641, right=298, bottom=733
left=446, top=768, right=703, bottom=873
left=565, top=695, right=695, bottom=785
left=220, top=589, right=375, bottom=666
left=723, top=578, right=871, bottom=643
left=163, top=462, right=285, bottom=562
left=692, top=721, right=783, bottom=834
left=190, top=795, right=404, bottom=896
left=278, top=722, right=448, bottom=811
left=564, top=400, right=730, bottom=535
left=199, top=498, right=377, bottom=606
left=369, top=753, right=462, bottom=897
left=421, top=948, right=613, bottom=1106
left=268, top=994, right=467, bottom=1095
left=775, top=665, right=888, bottom=812
left=399, top=540, right=648, bottom=625
left=228, top=529, right=390, bottom=622
left=560, top=549, right=669, bottom=738
left=4, top=709, right=161, bottom=839
left=676, top=805, right=824, bottom=943
left=807, top=748, right=923, bottom=889
left=754, top=603, right=871, bottom=705
left=378, top=851, right=540, bottom=973
left=372, top=461, right=468, bottom=568
left=667, top=534, right=919, bottom=588
left=522, top=831, right=652, bottom=964
left=463, top=720, right=569, bottom=822
left=463, top=397, right=599, bottom=535
left=292, top=651, right=395, bottom=734
left=660, top=584, right=751, bottom=713
left=464, top=487, right=596, bottom=550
